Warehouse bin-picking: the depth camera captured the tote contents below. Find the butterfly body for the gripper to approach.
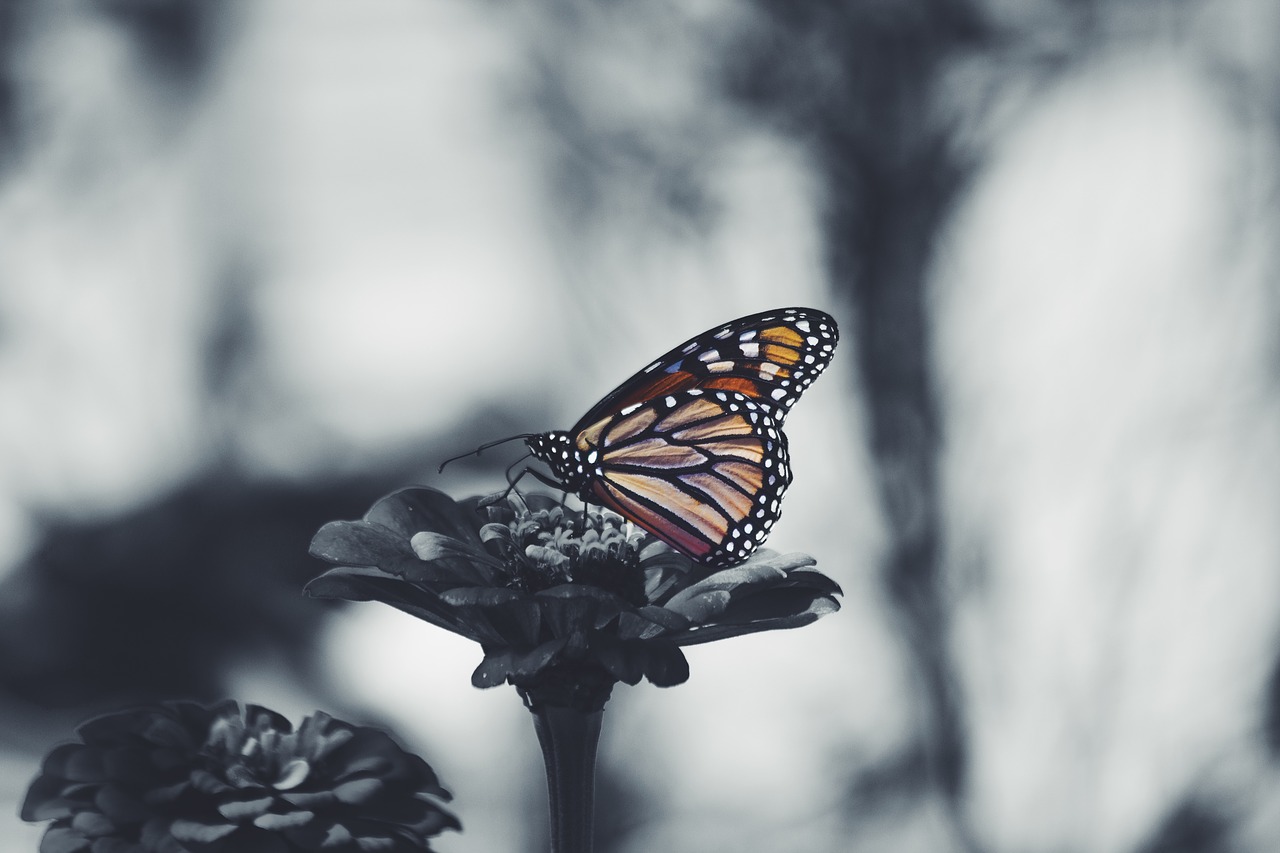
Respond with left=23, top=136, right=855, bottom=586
left=526, top=307, right=837, bottom=567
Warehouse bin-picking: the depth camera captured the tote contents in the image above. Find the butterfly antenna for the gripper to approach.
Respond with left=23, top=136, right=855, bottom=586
left=438, top=434, right=534, bottom=474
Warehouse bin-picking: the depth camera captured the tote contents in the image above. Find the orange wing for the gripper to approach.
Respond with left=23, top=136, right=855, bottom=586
left=571, top=307, right=838, bottom=432
left=582, top=390, right=791, bottom=567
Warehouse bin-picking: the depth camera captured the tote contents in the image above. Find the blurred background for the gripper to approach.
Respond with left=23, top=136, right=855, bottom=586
left=2, top=0, right=1279, bottom=851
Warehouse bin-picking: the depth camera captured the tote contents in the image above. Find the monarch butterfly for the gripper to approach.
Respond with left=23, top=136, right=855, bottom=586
left=445, top=307, right=838, bottom=567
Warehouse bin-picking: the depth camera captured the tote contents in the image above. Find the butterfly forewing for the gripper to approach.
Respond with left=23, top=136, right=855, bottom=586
left=585, top=390, right=791, bottom=567
left=572, top=307, right=838, bottom=433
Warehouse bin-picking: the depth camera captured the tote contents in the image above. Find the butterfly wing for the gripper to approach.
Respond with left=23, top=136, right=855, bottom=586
left=571, top=307, right=838, bottom=433
left=583, top=390, right=791, bottom=567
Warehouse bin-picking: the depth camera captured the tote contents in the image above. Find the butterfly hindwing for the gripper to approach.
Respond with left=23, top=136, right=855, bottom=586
left=572, top=307, right=838, bottom=433
left=585, top=390, right=791, bottom=567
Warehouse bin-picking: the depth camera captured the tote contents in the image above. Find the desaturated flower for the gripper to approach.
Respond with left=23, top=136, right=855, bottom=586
left=22, top=700, right=458, bottom=853
left=307, top=487, right=841, bottom=710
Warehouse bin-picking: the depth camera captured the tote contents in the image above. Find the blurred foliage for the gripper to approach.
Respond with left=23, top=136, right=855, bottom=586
left=0, top=0, right=26, bottom=161
left=0, top=475, right=391, bottom=715
left=727, top=0, right=989, bottom=839
left=92, top=0, right=227, bottom=87
left=1136, top=800, right=1236, bottom=853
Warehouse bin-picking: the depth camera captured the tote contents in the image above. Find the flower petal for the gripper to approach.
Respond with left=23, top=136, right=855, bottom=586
left=663, top=589, right=731, bottom=622
left=535, top=584, right=622, bottom=603
left=308, top=521, right=415, bottom=569
left=614, top=608, right=686, bottom=640
left=75, top=704, right=195, bottom=749
left=94, top=786, right=149, bottom=825
left=637, top=541, right=682, bottom=564
left=100, top=748, right=153, bottom=786
left=243, top=705, right=293, bottom=734
left=89, top=838, right=145, bottom=853
left=168, top=819, right=238, bottom=843
left=70, top=811, right=117, bottom=837
left=273, top=759, right=311, bottom=790
left=746, top=549, right=818, bottom=572
left=304, top=569, right=490, bottom=643
left=478, top=522, right=513, bottom=546
left=253, top=810, right=316, bottom=830
left=189, top=769, right=232, bottom=795
left=438, top=587, right=523, bottom=607
left=278, top=790, right=334, bottom=810
left=332, top=777, right=383, bottom=805
left=673, top=588, right=841, bottom=645
left=589, top=636, right=643, bottom=685
left=313, top=520, right=497, bottom=587
left=640, top=642, right=690, bottom=687
left=22, top=774, right=73, bottom=822
left=471, top=598, right=542, bottom=647
left=357, top=793, right=457, bottom=827
left=471, top=637, right=569, bottom=688
left=536, top=591, right=614, bottom=639
left=142, top=780, right=190, bottom=805
left=780, top=567, right=845, bottom=597
left=470, top=650, right=518, bottom=689
left=218, top=796, right=275, bottom=821
left=37, top=825, right=90, bottom=853
left=140, top=818, right=179, bottom=852
left=59, top=749, right=108, bottom=784
left=294, top=714, right=354, bottom=763
left=410, top=531, right=502, bottom=569
left=667, top=563, right=787, bottom=606
left=367, top=487, right=484, bottom=545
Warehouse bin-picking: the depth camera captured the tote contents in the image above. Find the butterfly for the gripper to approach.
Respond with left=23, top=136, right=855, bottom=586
left=443, top=308, right=838, bottom=567
left=532, top=306, right=843, bottom=565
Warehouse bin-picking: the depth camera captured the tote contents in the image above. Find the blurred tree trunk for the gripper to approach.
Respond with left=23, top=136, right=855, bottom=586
left=728, top=0, right=986, bottom=843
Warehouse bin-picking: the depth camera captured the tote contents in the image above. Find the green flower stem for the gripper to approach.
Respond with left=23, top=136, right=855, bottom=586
left=530, top=704, right=603, bottom=853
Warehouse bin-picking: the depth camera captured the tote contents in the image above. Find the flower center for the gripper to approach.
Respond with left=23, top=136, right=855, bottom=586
left=205, top=722, right=314, bottom=791
left=499, top=507, right=647, bottom=606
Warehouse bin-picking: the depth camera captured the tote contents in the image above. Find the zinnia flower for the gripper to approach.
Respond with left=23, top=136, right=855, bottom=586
left=22, top=700, right=459, bottom=853
left=306, top=487, right=841, bottom=711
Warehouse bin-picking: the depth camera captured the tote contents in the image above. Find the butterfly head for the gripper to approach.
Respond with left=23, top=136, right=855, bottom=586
left=526, top=431, right=592, bottom=493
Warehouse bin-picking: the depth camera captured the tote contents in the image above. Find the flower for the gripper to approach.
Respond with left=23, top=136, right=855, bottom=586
left=21, top=700, right=459, bottom=853
left=306, top=487, right=841, bottom=711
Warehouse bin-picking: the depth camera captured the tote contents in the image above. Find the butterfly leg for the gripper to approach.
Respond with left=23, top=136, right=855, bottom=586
left=477, top=465, right=566, bottom=508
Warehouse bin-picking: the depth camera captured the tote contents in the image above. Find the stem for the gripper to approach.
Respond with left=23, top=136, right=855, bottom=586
left=530, top=704, right=603, bottom=853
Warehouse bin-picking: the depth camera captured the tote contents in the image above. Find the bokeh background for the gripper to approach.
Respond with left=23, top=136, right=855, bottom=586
left=2, top=1, right=1279, bottom=851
